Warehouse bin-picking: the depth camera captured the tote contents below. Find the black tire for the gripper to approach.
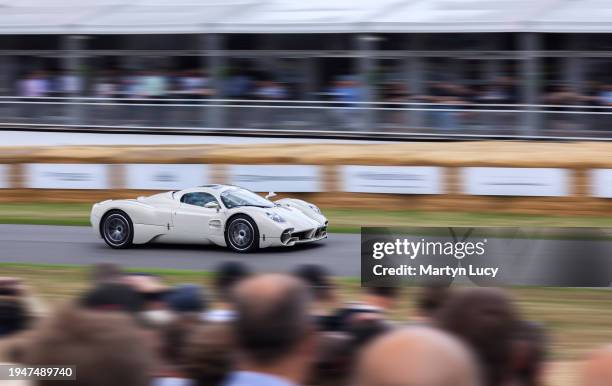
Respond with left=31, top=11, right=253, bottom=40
left=100, top=210, right=134, bottom=249
left=225, top=214, right=259, bottom=253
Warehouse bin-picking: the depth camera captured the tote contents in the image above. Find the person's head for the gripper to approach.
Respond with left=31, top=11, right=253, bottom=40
left=416, top=285, right=452, bottom=322
left=583, top=345, right=612, bottom=386
left=214, top=261, right=251, bottom=303
left=509, top=320, right=547, bottom=386
left=436, top=288, right=518, bottom=386
left=122, top=274, right=174, bottom=327
left=158, top=318, right=194, bottom=368
left=233, top=274, right=316, bottom=383
left=123, top=274, right=170, bottom=308
left=182, top=323, right=234, bottom=386
left=0, top=297, right=30, bottom=337
left=164, top=284, right=207, bottom=315
left=293, top=264, right=335, bottom=304
left=345, top=315, right=390, bottom=350
left=308, top=332, right=354, bottom=386
left=90, top=263, right=123, bottom=284
left=22, top=306, right=154, bottom=386
left=355, top=326, right=481, bottom=386
left=81, top=282, right=143, bottom=313
left=0, top=277, right=25, bottom=296
left=364, top=286, right=400, bottom=311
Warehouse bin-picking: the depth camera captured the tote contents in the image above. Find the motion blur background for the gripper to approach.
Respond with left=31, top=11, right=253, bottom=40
left=1, top=0, right=612, bottom=138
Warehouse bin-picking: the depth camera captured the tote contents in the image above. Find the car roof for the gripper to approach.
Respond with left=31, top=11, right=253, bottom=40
left=177, top=184, right=236, bottom=195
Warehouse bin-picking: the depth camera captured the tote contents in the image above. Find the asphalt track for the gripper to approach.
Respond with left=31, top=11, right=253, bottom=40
left=0, top=224, right=361, bottom=276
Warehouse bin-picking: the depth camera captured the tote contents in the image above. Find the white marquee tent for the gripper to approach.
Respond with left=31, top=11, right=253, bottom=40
left=0, top=0, right=611, bottom=35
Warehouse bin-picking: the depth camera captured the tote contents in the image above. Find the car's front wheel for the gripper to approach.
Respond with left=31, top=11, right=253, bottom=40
left=225, top=215, right=259, bottom=253
left=101, top=210, right=134, bottom=249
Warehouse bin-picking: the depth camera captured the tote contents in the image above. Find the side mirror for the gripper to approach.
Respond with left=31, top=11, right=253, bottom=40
left=265, top=191, right=277, bottom=200
left=204, top=201, right=220, bottom=212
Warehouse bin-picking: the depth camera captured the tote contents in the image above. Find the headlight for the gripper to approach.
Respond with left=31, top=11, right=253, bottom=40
left=265, top=212, right=286, bottom=223
left=308, top=204, right=321, bottom=214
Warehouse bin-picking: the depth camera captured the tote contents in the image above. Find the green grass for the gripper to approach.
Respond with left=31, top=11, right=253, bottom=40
left=0, top=203, right=92, bottom=226
left=1, top=262, right=611, bottom=361
left=1, top=203, right=611, bottom=232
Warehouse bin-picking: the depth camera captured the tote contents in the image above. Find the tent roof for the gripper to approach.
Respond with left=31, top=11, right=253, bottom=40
left=0, top=0, right=609, bottom=35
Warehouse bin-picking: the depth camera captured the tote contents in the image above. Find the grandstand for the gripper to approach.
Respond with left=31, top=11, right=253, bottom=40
left=0, top=0, right=611, bottom=139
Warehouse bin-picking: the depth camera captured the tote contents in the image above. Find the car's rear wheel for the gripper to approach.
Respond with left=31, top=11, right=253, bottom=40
left=225, top=215, right=259, bottom=253
left=101, top=210, right=133, bottom=249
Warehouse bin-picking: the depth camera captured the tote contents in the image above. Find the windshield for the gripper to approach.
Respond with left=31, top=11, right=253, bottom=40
left=221, top=188, right=274, bottom=209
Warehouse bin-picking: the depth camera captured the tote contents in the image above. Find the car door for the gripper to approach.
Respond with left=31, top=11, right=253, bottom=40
left=172, top=192, right=224, bottom=243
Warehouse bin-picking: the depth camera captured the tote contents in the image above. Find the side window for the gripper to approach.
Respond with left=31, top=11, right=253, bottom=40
left=180, top=192, right=218, bottom=208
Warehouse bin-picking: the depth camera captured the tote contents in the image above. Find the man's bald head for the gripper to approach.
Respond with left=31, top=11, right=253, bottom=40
left=583, top=345, right=612, bottom=386
left=233, top=273, right=313, bottom=365
left=355, top=327, right=481, bottom=386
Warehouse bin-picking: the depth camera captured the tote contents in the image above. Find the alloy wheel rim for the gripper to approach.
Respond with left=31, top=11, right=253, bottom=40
left=104, top=216, right=128, bottom=245
left=230, top=221, right=253, bottom=249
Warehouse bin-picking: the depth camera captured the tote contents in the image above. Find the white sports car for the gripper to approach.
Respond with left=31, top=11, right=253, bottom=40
left=90, top=185, right=328, bottom=252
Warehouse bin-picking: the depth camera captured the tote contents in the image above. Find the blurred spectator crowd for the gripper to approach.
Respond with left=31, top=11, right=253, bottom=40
left=1, top=261, right=609, bottom=386
left=17, top=69, right=214, bottom=99
left=8, top=68, right=612, bottom=133
left=14, top=69, right=612, bottom=106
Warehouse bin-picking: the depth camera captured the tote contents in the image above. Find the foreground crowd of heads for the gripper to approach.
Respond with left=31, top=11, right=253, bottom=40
left=0, top=263, right=607, bottom=386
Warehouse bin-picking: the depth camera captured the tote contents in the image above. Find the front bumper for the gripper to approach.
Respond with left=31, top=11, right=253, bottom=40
left=279, top=223, right=328, bottom=246
left=90, top=212, right=101, bottom=238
